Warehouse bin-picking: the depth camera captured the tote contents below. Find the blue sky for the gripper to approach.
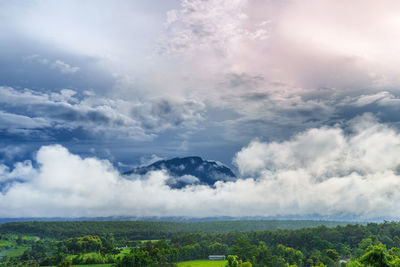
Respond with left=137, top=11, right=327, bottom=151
left=2, top=0, right=400, bottom=218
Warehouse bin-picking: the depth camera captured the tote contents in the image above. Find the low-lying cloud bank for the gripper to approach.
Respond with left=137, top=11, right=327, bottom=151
left=1, top=114, right=400, bottom=219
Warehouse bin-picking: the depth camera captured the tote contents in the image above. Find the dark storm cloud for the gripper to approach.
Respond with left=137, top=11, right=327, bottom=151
left=130, top=99, right=205, bottom=131
left=0, top=87, right=205, bottom=143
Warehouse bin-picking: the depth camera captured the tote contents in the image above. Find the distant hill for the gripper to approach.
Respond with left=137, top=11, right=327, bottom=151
left=123, top=156, right=236, bottom=188
left=0, top=220, right=358, bottom=240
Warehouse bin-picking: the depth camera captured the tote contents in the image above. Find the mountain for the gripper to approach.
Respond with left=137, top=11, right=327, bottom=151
left=123, top=156, right=236, bottom=188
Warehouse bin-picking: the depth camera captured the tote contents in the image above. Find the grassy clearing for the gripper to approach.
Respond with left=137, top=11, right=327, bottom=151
left=22, top=235, right=38, bottom=241
left=8, top=234, right=37, bottom=241
left=139, top=239, right=160, bottom=244
left=0, top=240, right=11, bottom=246
left=65, top=252, right=103, bottom=261
left=0, top=246, right=29, bottom=257
left=119, top=247, right=131, bottom=254
left=177, top=259, right=227, bottom=267
left=0, top=239, right=12, bottom=250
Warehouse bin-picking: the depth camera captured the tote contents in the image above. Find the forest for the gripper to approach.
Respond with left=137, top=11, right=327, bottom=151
left=0, top=220, right=351, bottom=240
left=1, top=220, right=400, bottom=266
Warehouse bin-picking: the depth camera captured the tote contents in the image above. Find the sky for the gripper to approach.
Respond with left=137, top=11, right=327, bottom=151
left=2, top=0, right=400, bottom=219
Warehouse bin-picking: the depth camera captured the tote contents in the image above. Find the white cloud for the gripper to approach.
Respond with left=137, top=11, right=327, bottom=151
left=50, top=60, right=80, bottom=74
left=348, top=92, right=393, bottom=107
left=140, top=154, right=164, bottom=166
left=235, top=113, right=400, bottom=179
left=0, top=160, right=36, bottom=183
left=0, top=110, right=51, bottom=130
left=173, top=174, right=200, bottom=184
left=2, top=114, right=400, bottom=219
left=23, top=55, right=79, bottom=74
left=50, top=89, right=78, bottom=103
left=340, top=91, right=400, bottom=108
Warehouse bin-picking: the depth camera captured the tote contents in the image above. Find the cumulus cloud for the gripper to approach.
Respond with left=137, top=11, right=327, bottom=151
left=0, top=161, right=36, bottom=184
left=2, top=114, right=400, bottom=219
left=233, top=114, right=400, bottom=218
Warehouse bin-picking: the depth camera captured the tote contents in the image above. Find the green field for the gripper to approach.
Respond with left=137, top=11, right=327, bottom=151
left=177, top=259, right=227, bottom=267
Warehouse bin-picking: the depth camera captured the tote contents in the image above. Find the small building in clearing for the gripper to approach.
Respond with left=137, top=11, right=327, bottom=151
left=209, top=255, right=226, bottom=260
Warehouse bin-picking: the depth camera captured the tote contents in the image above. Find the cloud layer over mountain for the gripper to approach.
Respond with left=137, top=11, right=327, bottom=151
left=2, top=114, right=400, bottom=219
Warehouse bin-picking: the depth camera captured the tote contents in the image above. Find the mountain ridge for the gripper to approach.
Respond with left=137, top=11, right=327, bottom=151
left=123, top=156, right=236, bottom=188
